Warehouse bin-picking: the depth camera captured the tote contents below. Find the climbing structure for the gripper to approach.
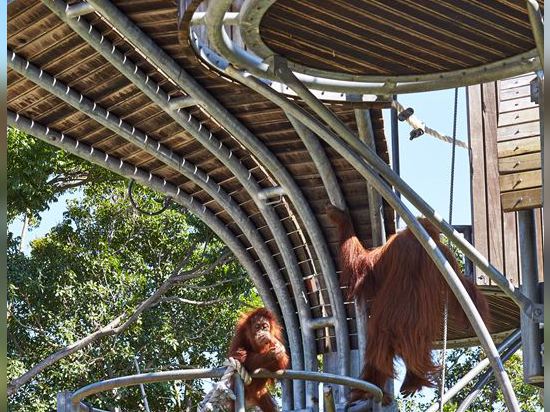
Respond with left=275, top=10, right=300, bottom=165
left=7, top=1, right=543, bottom=411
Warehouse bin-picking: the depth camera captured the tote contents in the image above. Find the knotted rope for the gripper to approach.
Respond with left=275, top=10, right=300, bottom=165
left=197, top=358, right=252, bottom=412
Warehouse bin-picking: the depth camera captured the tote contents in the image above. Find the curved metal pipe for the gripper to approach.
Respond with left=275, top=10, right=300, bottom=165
left=270, top=59, right=533, bottom=315
left=526, top=0, right=544, bottom=69
left=68, top=367, right=384, bottom=409
left=74, top=1, right=352, bottom=405
left=7, top=111, right=277, bottom=316
left=8, top=51, right=290, bottom=320
left=238, top=0, right=542, bottom=86
left=205, top=0, right=540, bottom=94
left=426, top=329, right=521, bottom=412
left=36, top=4, right=310, bottom=406
left=222, top=67, right=521, bottom=411
left=456, top=339, right=522, bottom=412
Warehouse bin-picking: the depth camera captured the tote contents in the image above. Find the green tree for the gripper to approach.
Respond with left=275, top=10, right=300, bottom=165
left=7, top=126, right=116, bottom=225
left=8, top=133, right=260, bottom=411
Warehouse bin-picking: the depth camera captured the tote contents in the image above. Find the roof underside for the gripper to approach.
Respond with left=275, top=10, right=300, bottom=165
left=261, top=0, right=542, bottom=76
left=7, top=0, right=523, bottom=352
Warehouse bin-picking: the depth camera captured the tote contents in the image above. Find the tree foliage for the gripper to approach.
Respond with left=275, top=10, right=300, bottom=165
left=7, top=126, right=117, bottom=225
left=8, top=130, right=260, bottom=411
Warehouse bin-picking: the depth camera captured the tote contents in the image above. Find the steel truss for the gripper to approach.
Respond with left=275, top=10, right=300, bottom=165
left=9, top=0, right=543, bottom=411
left=196, top=0, right=543, bottom=411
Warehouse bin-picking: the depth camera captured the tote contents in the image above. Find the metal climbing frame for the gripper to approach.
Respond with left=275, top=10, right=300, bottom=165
left=7, top=0, right=544, bottom=411
left=197, top=1, right=543, bottom=411
left=56, top=369, right=384, bottom=412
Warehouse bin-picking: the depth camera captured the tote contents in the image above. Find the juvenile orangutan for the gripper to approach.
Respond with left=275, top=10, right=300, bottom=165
left=228, top=307, right=289, bottom=411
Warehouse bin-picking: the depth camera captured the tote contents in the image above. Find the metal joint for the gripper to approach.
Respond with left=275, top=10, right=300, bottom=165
left=257, top=186, right=286, bottom=200
left=66, top=2, right=94, bottom=18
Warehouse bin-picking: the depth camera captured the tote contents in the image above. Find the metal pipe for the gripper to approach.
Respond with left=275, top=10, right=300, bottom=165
left=518, top=210, right=543, bottom=385
left=526, top=0, right=544, bottom=69
left=268, top=57, right=534, bottom=317
left=426, top=329, right=521, bottom=412
left=75, top=1, right=351, bottom=403
left=191, top=11, right=240, bottom=27
left=390, top=95, right=401, bottom=228
left=223, top=67, right=521, bottom=411
left=233, top=375, right=246, bottom=412
left=285, top=114, right=350, bottom=402
left=7, top=110, right=278, bottom=330
left=456, top=339, right=522, bottom=412
left=66, top=2, right=94, bottom=18
left=7, top=52, right=285, bottom=320
left=67, top=367, right=383, bottom=409
left=307, top=316, right=335, bottom=329
left=237, top=0, right=541, bottom=87
left=133, top=357, right=151, bottom=412
left=205, top=0, right=540, bottom=94
left=168, top=96, right=196, bottom=110
left=31, top=2, right=312, bottom=404
left=257, top=186, right=285, bottom=200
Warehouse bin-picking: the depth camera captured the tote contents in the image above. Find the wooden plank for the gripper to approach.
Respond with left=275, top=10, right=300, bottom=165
left=502, top=211, right=519, bottom=287
left=498, top=95, right=538, bottom=113
left=499, top=84, right=531, bottom=101
left=482, top=82, right=504, bottom=279
left=499, top=74, right=537, bottom=90
left=497, top=136, right=541, bottom=158
left=498, top=107, right=539, bottom=127
left=498, top=152, right=541, bottom=174
left=499, top=170, right=542, bottom=192
left=467, top=84, right=490, bottom=285
left=501, top=187, right=542, bottom=212
left=497, top=120, right=540, bottom=141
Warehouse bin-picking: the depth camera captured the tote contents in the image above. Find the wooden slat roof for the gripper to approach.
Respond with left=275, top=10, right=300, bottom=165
left=261, top=0, right=543, bottom=76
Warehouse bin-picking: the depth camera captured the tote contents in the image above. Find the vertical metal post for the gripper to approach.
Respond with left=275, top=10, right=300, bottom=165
left=390, top=95, right=401, bottom=228
left=133, top=357, right=151, bottom=412
left=518, top=209, right=543, bottom=385
left=57, top=391, right=70, bottom=412
left=233, top=375, right=246, bottom=412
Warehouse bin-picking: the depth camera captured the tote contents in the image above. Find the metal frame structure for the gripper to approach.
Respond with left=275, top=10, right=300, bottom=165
left=197, top=1, right=543, bottom=410
left=56, top=368, right=383, bottom=412
left=7, top=0, right=544, bottom=411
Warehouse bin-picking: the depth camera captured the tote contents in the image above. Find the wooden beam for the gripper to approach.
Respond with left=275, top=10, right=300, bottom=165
left=498, top=152, right=541, bottom=174
left=497, top=136, right=541, bottom=158
left=499, top=170, right=542, bottom=192
left=501, top=188, right=542, bottom=212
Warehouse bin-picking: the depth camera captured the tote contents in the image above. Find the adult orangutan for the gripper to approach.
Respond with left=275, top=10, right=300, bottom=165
left=228, top=307, right=289, bottom=411
left=325, top=205, right=490, bottom=404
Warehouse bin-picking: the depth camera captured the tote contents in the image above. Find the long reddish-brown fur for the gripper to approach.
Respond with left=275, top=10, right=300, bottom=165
left=326, top=205, right=491, bottom=403
left=228, top=308, right=289, bottom=411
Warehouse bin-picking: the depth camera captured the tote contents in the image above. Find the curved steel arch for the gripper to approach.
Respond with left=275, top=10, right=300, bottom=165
left=8, top=110, right=278, bottom=315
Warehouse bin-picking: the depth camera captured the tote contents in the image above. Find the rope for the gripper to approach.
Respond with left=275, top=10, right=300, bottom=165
left=439, top=87, right=459, bottom=412
left=197, top=358, right=251, bottom=412
left=392, top=100, right=468, bottom=149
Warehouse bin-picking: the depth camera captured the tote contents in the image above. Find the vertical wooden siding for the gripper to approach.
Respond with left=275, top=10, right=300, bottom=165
left=468, top=75, right=543, bottom=288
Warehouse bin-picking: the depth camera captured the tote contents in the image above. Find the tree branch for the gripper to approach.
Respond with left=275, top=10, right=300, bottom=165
left=7, top=249, right=234, bottom=396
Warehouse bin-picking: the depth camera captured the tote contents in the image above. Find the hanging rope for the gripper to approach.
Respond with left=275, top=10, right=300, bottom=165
left=197, top=358, right=252, bottom=412
left=392, top=99, right=468, bottom=149
left=439, top=87, right=459, bottom=412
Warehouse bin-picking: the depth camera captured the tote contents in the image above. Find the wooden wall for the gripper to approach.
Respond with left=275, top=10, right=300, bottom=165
left=467, top=74, right=543, bottom=288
